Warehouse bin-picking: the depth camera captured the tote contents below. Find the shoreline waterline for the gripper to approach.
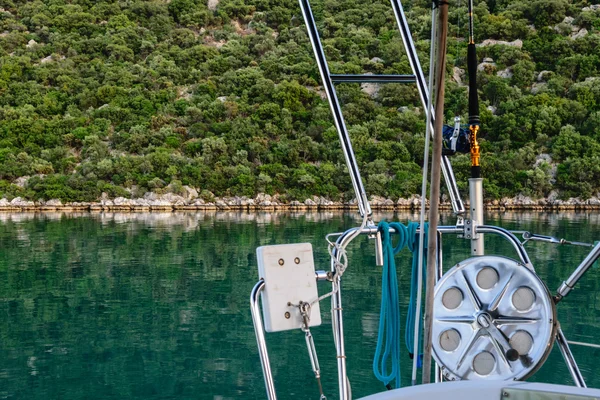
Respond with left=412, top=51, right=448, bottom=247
left=1, top=200, right=599, bottom=212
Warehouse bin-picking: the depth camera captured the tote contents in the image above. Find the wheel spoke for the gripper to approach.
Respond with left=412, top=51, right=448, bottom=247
left=489, top=274, right=513, bottom=312
left=488, top=334, right=512, bottom=370
left=437, top=316, right=476, bottom=324
left=462, top=271, right=482, bottom=311
left=485, top=324, right=514, bottom=371
left=494, top=316, right=539, bottom=325
left=456, top=330, right=483, bottom=370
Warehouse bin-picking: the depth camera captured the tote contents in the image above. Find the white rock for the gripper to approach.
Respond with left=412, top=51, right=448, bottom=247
left=497, top=67, right=513, bottom=79
left=133, top=198, right=151, bottom=206
left=571, top=28, right=588, bottom=40
left=225, top=197, right=239, bottom=206
left=487, top=105, right=497, bottom=115
left=531, top=82, right=547, bottom=95
left=14, top=176, right=28, bottom=187
left=256, top=193, right=272, bottom=203
left=183, top=186, right=198, bottom=200
left=0, top=199, right=10, bottom=206
left=361, top=82, right=380, bottom=98
left=547, top=190, right=560, bottom=203
left=534, top=153, right=552, bottom=167
left=215, top=200, right=229, bottom=208
left=26, top=39, right=37, bottom=48
left=478, top=39, right=522, bottom=49
left=562, top=16, right=575, bottom=25
left=149, top=199, right=172, bottom=206
left=304, top=198, right=317, bottom=206
left=582, top=4, right=600, bottom=11
left=514, top=194, right=536, bottom=205
left=370, top=57, right=384, bottom=63
left=452, top=67, right=465, bottom=86
left=45, top=199, right=63, bottom=206
left=319, top=197, right=333, bottom=206
left=161, top=193, right=186, bottom=205
left=12, top=198, right=35, bottom=207
left=113, top=197, right=131, bottom=206
left=477, top=61, right=497, bottom=72
left=207, top=0, right=219, bottom=11
left=537, top=70, right=552, bottom=82
left=587, top=197, right=600, bottom=206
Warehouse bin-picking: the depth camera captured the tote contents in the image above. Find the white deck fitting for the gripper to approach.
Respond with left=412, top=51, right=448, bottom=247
left=256, top=243, right=321, bottom=332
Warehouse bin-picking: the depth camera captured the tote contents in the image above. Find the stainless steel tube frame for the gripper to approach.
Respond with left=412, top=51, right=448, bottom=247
left=435, top=230, right=444, bottom=383
left=298, top=0, right=372, bottom=218
left=437, top=225, right=533, bottom=269
left=557, top=241, right=600, bottom=301
left=469, top=178, right=484, bottom=256
left=250, top=280, right=277, bottom=400
left=330, top=226, right=365, bottom=400
left=389, top=0, right=465, bottom=215
left=556, top=326, right=587, bottom=388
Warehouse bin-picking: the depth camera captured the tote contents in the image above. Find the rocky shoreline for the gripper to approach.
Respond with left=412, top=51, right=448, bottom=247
left=1, top=192, right=600, bottom=212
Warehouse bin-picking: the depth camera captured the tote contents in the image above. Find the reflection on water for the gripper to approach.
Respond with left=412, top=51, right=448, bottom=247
left=0, top=211, right=599, bottom=399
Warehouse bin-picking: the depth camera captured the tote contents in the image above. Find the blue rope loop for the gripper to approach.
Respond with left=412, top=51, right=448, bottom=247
left=405, top=222, right=428, bottom=361
left=372, top=220, right=428, bottom=389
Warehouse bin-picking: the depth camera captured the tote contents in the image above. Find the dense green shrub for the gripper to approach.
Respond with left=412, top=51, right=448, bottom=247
left=0, top=0, right=598, bottom=202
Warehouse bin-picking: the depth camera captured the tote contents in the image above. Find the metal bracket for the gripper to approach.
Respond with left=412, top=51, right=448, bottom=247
left=463, top=219, right=480, bottom=240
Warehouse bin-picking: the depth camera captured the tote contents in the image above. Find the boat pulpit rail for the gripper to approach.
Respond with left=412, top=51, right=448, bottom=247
left=250, top=224, right=600, bottom=399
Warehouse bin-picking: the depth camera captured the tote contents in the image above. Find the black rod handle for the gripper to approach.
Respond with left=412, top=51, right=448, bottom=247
left=467, top=43, right=479, bottom=126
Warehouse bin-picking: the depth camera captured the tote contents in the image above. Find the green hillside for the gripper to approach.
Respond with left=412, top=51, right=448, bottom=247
left=0, top=0, right=599, bottom=203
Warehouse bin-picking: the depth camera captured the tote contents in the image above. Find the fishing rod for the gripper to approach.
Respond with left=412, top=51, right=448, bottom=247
left=467, top=0, right=484, bottom=256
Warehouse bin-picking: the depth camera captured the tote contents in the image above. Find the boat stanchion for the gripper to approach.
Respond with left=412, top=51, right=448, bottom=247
left=250, top=280, right=278, bottom=400
left=468, top=178, right=484, bottom=256
left=555, top=241, right=600, bottom=303
left=556, top=326, right=587, bottom=388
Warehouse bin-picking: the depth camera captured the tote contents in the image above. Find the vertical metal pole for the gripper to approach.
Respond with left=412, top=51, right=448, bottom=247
left=330, top=229, right=360, bottom=400
left=435, top=231, right=444, bottom=383
left=389, top=0, right=465, bottom=216
left=298, top=0, right=372, bottom=218
left=411, top=3, right=437, bottom=385
left=423, top=1, right=449, bottom=383
left=469, top=178, right=484, bottom=255
left=250, top=280, right=278, bottom=400
left=556, top=326, right=587, bottom=388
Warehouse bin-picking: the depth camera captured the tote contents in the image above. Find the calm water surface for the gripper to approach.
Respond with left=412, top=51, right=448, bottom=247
left=1, top=211, right=600, bottom=399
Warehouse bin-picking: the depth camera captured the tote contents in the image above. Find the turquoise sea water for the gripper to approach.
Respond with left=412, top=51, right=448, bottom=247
left=0, top=211, right=599, bottom=399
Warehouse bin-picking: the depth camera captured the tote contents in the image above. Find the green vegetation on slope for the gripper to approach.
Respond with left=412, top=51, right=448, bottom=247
left=0, top=0, right=599, bottom=202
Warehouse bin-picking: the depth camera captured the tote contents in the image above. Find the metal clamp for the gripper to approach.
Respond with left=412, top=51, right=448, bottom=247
left=463, top=219, right=480, bottom=240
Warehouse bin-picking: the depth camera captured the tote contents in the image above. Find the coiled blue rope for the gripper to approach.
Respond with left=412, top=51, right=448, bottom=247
left=372, top=220, right=428, bottom=389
